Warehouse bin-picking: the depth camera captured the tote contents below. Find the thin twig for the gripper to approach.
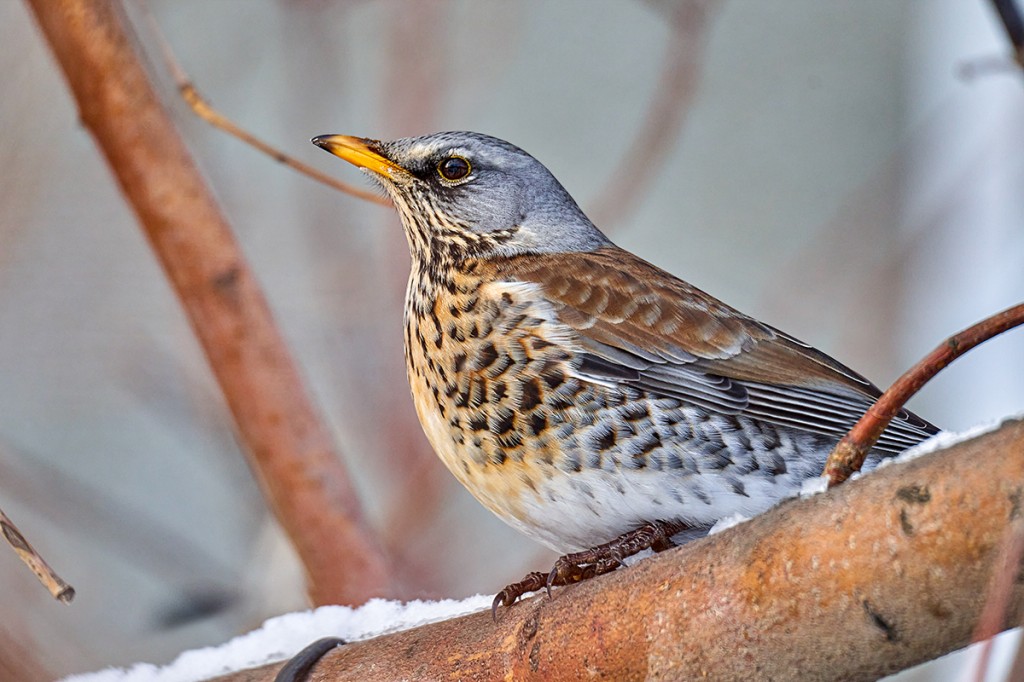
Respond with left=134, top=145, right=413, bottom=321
left=822, top=302, right=1024, bottom=486
left=0, top=508, right=74, bottom=603
left=991, top=0, right=1024, bottom=67
left=137, top=0, right=389, bottom=207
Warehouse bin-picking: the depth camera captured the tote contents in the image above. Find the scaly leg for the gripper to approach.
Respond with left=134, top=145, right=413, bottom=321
left=492, top=519, right=691, bottom=618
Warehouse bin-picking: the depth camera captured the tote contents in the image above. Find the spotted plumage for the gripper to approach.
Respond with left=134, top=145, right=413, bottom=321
left=313, top=131, right=939, bottom=601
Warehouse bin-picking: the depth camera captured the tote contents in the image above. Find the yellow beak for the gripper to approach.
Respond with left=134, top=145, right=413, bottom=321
left=311, top=134, right=406, bottom=178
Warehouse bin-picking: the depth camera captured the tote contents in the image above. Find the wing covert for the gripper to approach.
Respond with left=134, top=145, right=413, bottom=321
left=493, top=247, right=939, bottom=452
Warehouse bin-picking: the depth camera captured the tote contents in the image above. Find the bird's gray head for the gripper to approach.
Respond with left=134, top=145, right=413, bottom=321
left=312, top=131, right=610, bottom=260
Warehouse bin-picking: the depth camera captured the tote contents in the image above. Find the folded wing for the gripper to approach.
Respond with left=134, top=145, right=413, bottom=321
left=497, top=247, right=938, bottom=454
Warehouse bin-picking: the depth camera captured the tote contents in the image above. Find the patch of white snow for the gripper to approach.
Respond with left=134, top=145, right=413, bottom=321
left=62, top=594, right=492, bottom=682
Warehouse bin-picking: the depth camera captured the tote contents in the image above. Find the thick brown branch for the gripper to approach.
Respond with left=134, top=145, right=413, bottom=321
left=217, top=419, right=1024, bottom=681
left=823, top=301, right=1024, bottom=486
left=24, top=0, right=393, bottom=605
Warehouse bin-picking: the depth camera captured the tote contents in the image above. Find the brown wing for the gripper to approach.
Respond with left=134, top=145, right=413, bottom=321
left=495, top=246, right=938, bottom=453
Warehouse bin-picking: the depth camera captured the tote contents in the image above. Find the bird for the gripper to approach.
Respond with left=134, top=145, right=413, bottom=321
left=311, top=131, right=939, bottom=612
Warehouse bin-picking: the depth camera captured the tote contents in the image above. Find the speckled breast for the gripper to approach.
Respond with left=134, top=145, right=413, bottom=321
left=403, top=259, right=822, bottom=553
left=403, top=259, right=582, bottom=527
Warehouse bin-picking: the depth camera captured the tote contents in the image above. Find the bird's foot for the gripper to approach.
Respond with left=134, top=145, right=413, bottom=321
left=492, top=571, right=547, bottom=619
left=491, top=519, right=690, bottom=619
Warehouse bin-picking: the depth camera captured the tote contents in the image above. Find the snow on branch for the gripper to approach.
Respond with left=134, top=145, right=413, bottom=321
left=72, top=417, right=1024, bottom=681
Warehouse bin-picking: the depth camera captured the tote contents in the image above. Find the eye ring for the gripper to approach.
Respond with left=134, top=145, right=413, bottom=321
left=437, top=156, right=472, bottom=183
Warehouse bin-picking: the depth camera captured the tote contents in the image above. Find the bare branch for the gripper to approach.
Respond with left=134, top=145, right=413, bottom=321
left=0, top=508, right=73, bottom=603
left=991, top=0, right=1024, bottom=66
left=0, top=622, right=52, bottom=682
left=971, top=517, right=1024, bottom=682
left=823, top=302, right=1024, bottom=486
left=215, top=419, right=1024, bottom=681
left=137, top=0, right=390, bottom=206
left=588, top=0, right=718, bottom=229
left=24, top=0, right=394, bottom=605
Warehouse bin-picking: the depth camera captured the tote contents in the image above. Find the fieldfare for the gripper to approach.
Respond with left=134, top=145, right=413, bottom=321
left=312, top=131, right=939, bottom=611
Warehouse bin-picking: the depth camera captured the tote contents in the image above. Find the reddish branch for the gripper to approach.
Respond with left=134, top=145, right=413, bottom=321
left=971, top=519, right=1024, bottom=682
left=823, top=302, right=1024, bottom=486
left=588, top=0, right=718, bottom=229
left=215, top=419, right=1024, bottom=681
left=0, top=624, right=52, bottom=682
left=25, top=0, right=393, bottom=605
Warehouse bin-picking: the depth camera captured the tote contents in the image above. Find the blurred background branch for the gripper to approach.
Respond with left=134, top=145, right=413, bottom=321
left=139, top=0, right=390, bottom=207
left=24, top=0, right=393, bottom=608
left=990, top=0, right=1024, bottom=66
left=1, top=0, right=1021, bottom=678
left=589, top=0, right=718, bottom=229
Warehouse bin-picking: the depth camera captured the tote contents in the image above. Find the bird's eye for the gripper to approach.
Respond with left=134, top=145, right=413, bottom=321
left=437, top=156, right=471, bottom=182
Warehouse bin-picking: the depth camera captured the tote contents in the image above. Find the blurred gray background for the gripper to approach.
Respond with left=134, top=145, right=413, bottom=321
left=1, top=0, right=1022, bottom=678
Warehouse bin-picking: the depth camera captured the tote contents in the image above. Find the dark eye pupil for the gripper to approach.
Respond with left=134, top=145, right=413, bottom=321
left=439, top=157, right=470, bottom=181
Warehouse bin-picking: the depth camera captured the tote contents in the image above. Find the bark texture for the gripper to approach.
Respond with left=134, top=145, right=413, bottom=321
left=217, top=419, right=1024, bottom=681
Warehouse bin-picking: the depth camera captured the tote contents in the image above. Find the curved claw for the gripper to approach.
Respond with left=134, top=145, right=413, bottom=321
left=492, top=571, right=547, bottom=620
left=491, top=591, right=511, bottom=621
left=545, top=565, right=559, bottom=598
left=545, top=555, right=579, bottom=596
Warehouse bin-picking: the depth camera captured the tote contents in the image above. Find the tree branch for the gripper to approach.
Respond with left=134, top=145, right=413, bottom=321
left=991, top=0, right=1024, bottom=67
left=215, top=419, right=1024, bottom=681
left=24, top=0, right=394, bottom=605
left=823, top=301, right=1024, bottom=486
left=588, top=0, right=717, bottom=229
left=0, top=508, right=74, bottom=603
left=137, top=1, right=390, bottom=207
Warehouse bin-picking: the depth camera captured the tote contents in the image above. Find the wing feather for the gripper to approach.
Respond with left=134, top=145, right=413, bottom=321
left=493, top=246, right=939, bottom=453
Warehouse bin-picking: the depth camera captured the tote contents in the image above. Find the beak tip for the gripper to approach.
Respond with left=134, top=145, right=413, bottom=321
left=309, top=134, right=399, bottom=176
